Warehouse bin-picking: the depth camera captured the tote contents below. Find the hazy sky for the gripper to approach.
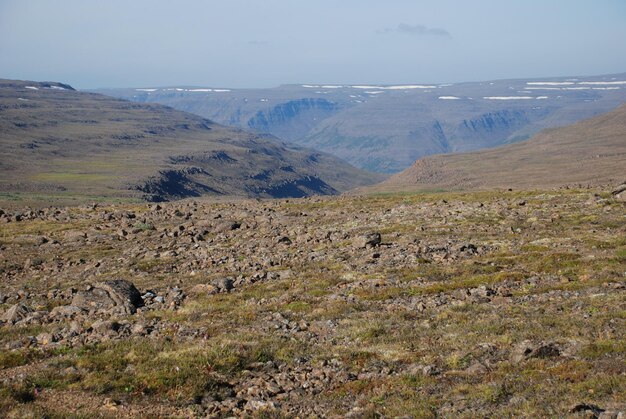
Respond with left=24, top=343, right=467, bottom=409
left=1, top=0, right=625, bottom=89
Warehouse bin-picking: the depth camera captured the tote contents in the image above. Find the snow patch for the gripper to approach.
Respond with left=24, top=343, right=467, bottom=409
left=592, top=87, right=621, bottom=90
left=386, top=85, right=437, bottom=90
left=483, top=96, right=534, bottom=100
left=365, top=91, right=384, bottom=95
left=526, top=81, right=574, bottom=86
left=352, top=85, right=383, bottom=89
left=213, top=89, right=231, bottom=92
left=536, top=96, right=549, bottom=99
left=438, top=96, right=460, bottom=100
left=188, top=88, right=213, bottom=92
left=352, top=85, right=436, bottom=90
left=136, top=88, right=158, bottom=92
left=301, top=84, right=319, bottom=88
left=25, top=86, right=39, bottom=90
left=321, top=85, right=343, bottom=89
left=578, top=81, right=626, bottom=85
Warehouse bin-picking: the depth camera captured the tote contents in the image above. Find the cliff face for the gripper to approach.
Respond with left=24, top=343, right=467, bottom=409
left=377, top=104, right=626, bottom=192
left=246, top=98, right=341, bottom=140
left=94, top=73, right=626, bottom=173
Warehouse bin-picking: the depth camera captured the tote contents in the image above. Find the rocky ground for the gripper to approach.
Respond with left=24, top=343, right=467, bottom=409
left=0, top=189, right=624, bottom=417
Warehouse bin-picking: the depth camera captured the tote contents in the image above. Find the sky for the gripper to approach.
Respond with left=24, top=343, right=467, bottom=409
left=1, top=0, right=625, bottom=89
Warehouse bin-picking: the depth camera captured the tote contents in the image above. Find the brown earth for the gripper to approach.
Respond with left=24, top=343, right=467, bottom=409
left=373, top=104, right=626, bottom=193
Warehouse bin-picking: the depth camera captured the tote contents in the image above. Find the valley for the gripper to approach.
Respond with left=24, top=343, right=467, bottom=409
left=96, top=73, right=626, bottom=173
left=1, top=78, right=624, bottom=417
left=2, top=2, right=625, bottom=417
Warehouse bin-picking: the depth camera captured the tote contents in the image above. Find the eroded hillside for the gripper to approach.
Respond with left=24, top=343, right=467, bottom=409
left=380, top=104, right=626, bottom=192
left=0, top=79, right=382, bottom=205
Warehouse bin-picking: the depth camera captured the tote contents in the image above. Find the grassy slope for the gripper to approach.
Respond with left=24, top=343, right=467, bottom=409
left=374, top=104, right=626, bottom=192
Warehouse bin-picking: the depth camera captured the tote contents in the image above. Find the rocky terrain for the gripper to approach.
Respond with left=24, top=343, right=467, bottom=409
left=376, top=104, right=626, bottom=193
left=95, top=73, right=626, bottom=172
left=0, top=188, right=624, bottom=417
left=0, top=79, right=381, bottom=206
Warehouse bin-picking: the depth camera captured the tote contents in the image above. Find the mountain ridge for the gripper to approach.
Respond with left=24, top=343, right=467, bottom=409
left=93, top=73, right=626, bottom=173
left=0, top=79, right=383, bottom=205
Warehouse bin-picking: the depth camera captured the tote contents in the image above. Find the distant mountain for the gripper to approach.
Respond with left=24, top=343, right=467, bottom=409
left=0, top=79, right=383, bottom=203
left=375, top=104, right=626, bottom=192
left=94, top=73, right=626, bottom=173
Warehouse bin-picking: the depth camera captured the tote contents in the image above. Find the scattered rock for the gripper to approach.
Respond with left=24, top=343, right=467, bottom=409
left=2, top=303, right=33, bottom=324
left=277, top=236, right=292, bottom=245
left=465, top=362, right=488, bottom=375
left=212, top=277, right=234, bottom=293
left=612, top=183, right=626, bottom=202
left=511, top=340, right=561, bottom=364
left=353, top=232, right=381, bottom=249
left=190, top=283, right=219, bottom=296
left=71, top=279, right=143, bottom=314
left=36, top=332, right=56, bottom=345
left=50, top=305, right=84, bottom=318
left=570, top=403, right=606, bottom=416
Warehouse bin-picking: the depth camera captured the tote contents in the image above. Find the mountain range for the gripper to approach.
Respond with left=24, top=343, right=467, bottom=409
left=94, top=73, right=626, bottom=173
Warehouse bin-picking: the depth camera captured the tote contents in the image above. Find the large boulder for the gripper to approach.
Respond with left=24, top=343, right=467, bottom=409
left=2, top=303, right=33, bottom=324
left=72, top=279, right=143, bottom=314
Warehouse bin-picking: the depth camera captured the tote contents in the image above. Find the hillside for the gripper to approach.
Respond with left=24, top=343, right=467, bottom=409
left=94, top=73, right=626, bottom=173
left=378, top=104, right=626, bottom=192
left=0, top=79, right=382, bottom=204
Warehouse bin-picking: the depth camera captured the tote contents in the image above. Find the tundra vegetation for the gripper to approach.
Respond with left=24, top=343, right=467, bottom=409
left=0, top=189, right=624, bottom=417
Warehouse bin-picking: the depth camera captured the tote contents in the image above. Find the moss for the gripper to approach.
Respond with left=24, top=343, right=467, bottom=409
left=580, top=340, right=626, bottom=359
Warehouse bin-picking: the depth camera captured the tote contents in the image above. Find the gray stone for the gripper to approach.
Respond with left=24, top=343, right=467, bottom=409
left=353, top=232, right=382, bottom=249
left=2, top=303, right=33, bottom=324
left=50, top=305, right=84, bottom=318
left=511, top=340, right=560, bottom=364
left=90, top=319, right=120, bottom=334
left=213, top=277, right=234, bottom=292
left=71, top=279, right=143, bottom=314
left=36, top=332, right=56, bottom=345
